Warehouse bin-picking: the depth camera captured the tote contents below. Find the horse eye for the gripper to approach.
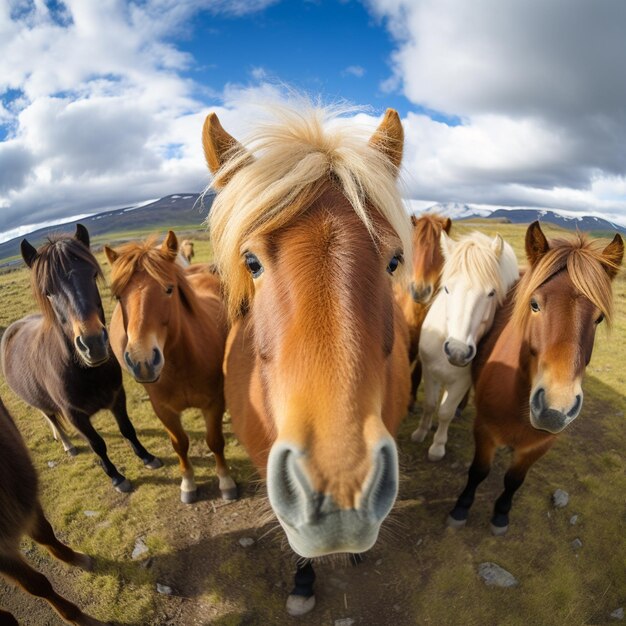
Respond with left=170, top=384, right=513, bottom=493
left=245, top=253, right=264, bottom=278
left=165, top=285, right=174, bottom=295
left=488, top=289, right=496, bottom=297
left=595, top=313, right=605, bottom=325
left=444, top=286, right=449, bottom=294
left=386, top=254, right=403, bottom=275
left=530, top=299, right=540, bottom=312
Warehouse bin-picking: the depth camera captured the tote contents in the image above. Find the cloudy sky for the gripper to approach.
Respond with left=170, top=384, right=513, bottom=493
left=1, top=0, right=626, bottom=242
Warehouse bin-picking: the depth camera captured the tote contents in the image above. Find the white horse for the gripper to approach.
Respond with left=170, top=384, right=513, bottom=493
left=412, top=231, right=519, bottom=461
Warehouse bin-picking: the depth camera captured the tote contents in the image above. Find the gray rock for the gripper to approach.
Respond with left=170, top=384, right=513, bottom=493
left=552, top=489, right=569, bottom=508
left=47, top=461, right=58, bottom=468
left=569, top=514, right=579, bottom=525
left=83, top=510, right=99, bottom=517
left=478, top=562, right=518, bottom=587
left=610, top=607, right=624, bottom=620
left=238, top=537, right=255, bottom=548
left=375, top=558, right=383, bottom=566
left=132, top=538, right=149, bottom=560
left=156, top=583, right=173, bottom=595
left=571, top=538, right=583, bottom=551
left=335, top=619, right=355, bottom=626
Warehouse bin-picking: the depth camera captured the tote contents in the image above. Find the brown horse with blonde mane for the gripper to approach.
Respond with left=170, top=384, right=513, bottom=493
left=0, top=396, right=107, bottom=625
left=203, top=104, right=411, bottom=615
left=105, top=232, right=236, bottom=503
left=449, top=221, right=623, bottom=535
left=396, top=213, right=451, bottom=404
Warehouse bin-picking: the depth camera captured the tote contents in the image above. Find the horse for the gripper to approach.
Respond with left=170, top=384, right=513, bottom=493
left=448, top=221, right=623, bottom=535
left=105, top=232, right=237, bottom=504
left=202, top=104, right=412, bottom=615
left=179, top=239, right=195, bottom=265
left=395, top=213, right=451, bottom=406
left=0, top=396, right=108, bottom=626
left=0, top=225, right=162, bottom=493
left=412, top=231, right=519, bottom=461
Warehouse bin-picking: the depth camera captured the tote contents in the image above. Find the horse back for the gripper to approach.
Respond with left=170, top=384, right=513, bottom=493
left=0, top=396, right=38, bottom=549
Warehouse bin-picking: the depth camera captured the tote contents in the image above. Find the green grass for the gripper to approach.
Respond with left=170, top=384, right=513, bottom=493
left=0, top=223, right=624, bottom=625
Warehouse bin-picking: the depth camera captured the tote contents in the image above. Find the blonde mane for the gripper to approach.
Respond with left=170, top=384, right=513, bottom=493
left=207, top=104, right=412, bottom=319
left=441, top=231, right=518, bottom=303
left=512, top=234, right=617, bottom=329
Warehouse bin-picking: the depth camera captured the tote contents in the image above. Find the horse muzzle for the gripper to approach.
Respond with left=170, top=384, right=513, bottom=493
left=74, top=329, right=109, bottom=366
left=123, top=347, right=163, bottom=383
left=410, top=281, right=433, bottom=304
left=529, top=387, right=583, bottom=433
left=443, top=338, right=475, bottom=367
left=266, top=439, right=398, bottom=558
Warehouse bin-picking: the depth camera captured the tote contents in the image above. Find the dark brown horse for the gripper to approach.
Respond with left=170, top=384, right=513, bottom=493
left=448, top=221, right=623, bottom=534
left=395, top=213, right=451, bottom=405
left=203, top=105, right=411, bottom=615
left=0, top=396, right=107, bottom=625
left=0, top=225, right=162, bottom=492
left=105, top=232, right=236, bottom=503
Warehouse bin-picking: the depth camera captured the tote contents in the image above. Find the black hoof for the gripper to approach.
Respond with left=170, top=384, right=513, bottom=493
left=66, top=446, right=78, bottom=457
left=221, top=486, right=238, bottom=501
left=144, top=456, right=163, bottom=469
left=114, top=478, right=132, bottom=493
left=490, top=513, right=509, bottom=536
left=181, top=489, right=198, bottom=504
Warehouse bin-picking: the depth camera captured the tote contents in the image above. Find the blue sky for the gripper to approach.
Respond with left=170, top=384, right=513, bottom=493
left=1, top=0, right=625, bottom=242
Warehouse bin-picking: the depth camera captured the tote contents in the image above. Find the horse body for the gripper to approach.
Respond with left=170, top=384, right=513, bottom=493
left=0, top=396, right=107, bottom=625
left=0, top=226, right=161, bottom=492
left=413, top=231, right=519, bottom=460
left=449, top=221, right=623, bottom=534
left=106, top=232, right=236, bottom=503
left=203, top=105, right=411, bottom=614
left=395, top=214, right=451, bottom=404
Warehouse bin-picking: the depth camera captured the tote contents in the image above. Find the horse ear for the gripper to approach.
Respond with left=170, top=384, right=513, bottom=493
left=21, top=239, right=38, bottom=268
left=202, top=113, right=250, bottom=189
left=491, top=233, right=504, bottom=260
left=410, top=214, right=418, bottom=226
left=369, top=108, right=403, bottom=172
left=525, top=221, right=550, bottom=266
left=74, top=223, right=90, bottom=248
left=104, top=246, right=119, bottom=265
left=600, top=233, right=624, bottom=280
left=443, top=217, right=452, bottom=234
left=162, top=230, right=179, bottom=260
left=440, top=231, right=452, bottom=258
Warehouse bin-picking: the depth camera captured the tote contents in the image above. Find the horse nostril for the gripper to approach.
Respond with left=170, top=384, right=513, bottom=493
left=531, top=388, right=546, bottom=416
left=152, top=348, right=161, bottom=367
left=76, top=335, right=88, bottom=353
left=567, top=394, right=583, bottom=418
left=443, top=341, right=451, bottom=356
left=124, top=351, right=134, bottom=370
left=101, top=328, right=109, bottom=344
left=466, top=344, right=475, bottom=361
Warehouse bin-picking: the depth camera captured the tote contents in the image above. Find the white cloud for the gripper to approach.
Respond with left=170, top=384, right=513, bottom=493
left=343, top=65, right=366, bottom=78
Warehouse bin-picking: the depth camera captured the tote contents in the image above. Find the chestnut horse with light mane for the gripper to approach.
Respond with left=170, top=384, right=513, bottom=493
left=396, top=213, right=451, bottom=405
left=449, top=221, right=623, bottom=535
left=105, top=233, right=236, bottom=503
left=203, top=105, right=411, bottom=615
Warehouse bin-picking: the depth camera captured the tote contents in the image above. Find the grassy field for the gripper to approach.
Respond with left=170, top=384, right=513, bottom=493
left=0, top=221, right=624, bottom=625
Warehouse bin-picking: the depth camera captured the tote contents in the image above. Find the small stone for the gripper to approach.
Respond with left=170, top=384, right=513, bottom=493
left=132, top=538, right=149, bottom=560
left=47, top=461, right=58, bottom=468
left=334, top=619, right=355, bottom=626
left=416, top=538, right=423, bottom=547
left=83, top=510, right=99, bottom=517
left=610, top=607, right=624, bottom=620
left=375, top=559, right=383, bottom=566
left=238, top=537, right=254, bottom=548
left=569, top=515, right=579, bottom=525
left=571, top=538, right=583, bottom=551
left=478, top=562, right=518, bottom=587
left=156, top=583, right=173, bottom=595
left=451, top=462, right=460, bottom=469
left=393, top=604, right=401, bottom=612
left=552, top=489, right=569, bottom=508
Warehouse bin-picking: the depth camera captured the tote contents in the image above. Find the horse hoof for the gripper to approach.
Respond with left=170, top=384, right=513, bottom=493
left=490, top=522, right=509, bottom=536
left=411, top=429, right=427, bottom=443
left=66, top=446, right=78, bottom=457
left=181, top=489, right=198, bottom=504
left=144, top=456, right=163, bottom=470
left=286, top=594, right=316, bottom=616
left=74, top=553, right=94, bottom=572
left=114, top=478, right=133, bottom=493
left=446, top=514, right=467, bottom=529
left=220, top=486, right=238, bottom=501
left=427, top=448, right=445, bottom=462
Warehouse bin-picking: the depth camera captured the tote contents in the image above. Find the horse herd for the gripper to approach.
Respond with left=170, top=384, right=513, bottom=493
left=0, top=105, right=623, bottom=624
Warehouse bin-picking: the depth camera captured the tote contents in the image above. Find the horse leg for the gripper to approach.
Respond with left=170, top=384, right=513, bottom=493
left=447, top=426, right=496, bottom=528
left=0, top=552, right=107, bottom=626
left=490, top=442, right=553, bottom=535
left=110, top=389, right=163, bottom=469
left=411, top=372, right=440, bottom=443
left=428, top=380, right=471, bottom=462
left=409, top=358, right=422, bottom=411
left=28, top=503, right=93, bottom=571
left=68, top=413, right=131, bottom=493
left=42, top=412, right=77, bottom=457
left=154, top=406, right=196, bottom=503
left=0, top=609, right=18, bottom=625
left=201, top=403, right=237, bottom=501
left=286, top=560, right=316, bottom=617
